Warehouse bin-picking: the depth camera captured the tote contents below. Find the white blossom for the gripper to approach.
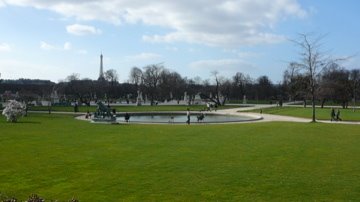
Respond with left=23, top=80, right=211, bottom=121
left=2, top=100, right=26, bottom=122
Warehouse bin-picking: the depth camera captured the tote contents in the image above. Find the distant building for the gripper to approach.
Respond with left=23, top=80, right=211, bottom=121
left=98, top=53, right=106, bottom=81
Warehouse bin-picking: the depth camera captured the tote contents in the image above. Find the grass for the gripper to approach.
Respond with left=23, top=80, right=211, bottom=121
left=1, top=113, right=360, bottom=201
left=286, top=100, right=360, bottom=107
left=246, top=106, right=360, bottom=121
left=28, top=104, right=239, bottom=113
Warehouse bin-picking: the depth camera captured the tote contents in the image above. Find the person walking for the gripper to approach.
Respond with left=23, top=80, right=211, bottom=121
left=336, top=109, right=342, bottom=121
left=330, top=108, right=335, bottom=121
left=186, top=108, right=190, bottom=125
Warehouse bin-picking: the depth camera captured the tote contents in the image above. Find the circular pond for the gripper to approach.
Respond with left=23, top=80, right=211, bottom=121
left=114, top=112, right=262, bottom=124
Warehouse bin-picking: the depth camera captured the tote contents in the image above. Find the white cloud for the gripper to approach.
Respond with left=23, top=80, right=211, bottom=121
left=66, top=24, right=102, bottom=36
left=3, top=0, right=307, bottom=47
left=0, top=43, right=11, bottom=52
left=40, top=41, right=80, bottom=52
left=127, top=52, right=162, bottom=61
left=0, top=0, right=5, bottom=7
left=63, top=42, right=72, bottom=50
left=40, top=41, right=55, bottom=50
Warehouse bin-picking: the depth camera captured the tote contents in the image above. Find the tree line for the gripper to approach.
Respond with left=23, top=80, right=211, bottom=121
left=1, top=62, right=358, bottom=108
left=1, top=35, right=359, bottom=110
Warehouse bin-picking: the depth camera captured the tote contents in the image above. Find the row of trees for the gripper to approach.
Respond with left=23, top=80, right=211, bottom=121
left=284, top=62, right=360, bottom=108
left=1, top=66, right=283, bottom=106
left=1, top=60, right=359, bottom=111
left=0, top=63, right=360, bottom=110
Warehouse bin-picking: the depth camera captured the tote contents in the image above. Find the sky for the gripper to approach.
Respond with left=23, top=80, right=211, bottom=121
left=0, top=0, right=360, bottom=83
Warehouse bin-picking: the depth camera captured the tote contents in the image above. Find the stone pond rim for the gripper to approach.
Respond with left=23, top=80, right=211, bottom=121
left=91, top=111, right=263, bottom=124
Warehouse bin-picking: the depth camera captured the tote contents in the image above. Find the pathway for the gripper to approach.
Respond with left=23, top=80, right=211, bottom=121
left=217, top=105, right=360, bottom=125
left=216, top=107, right=311, bottom=123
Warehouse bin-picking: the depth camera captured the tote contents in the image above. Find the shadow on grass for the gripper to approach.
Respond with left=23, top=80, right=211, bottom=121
left=19, top=120, right=42, bottom=124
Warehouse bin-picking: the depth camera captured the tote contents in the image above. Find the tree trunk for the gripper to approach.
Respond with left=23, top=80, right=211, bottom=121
left=311, top=89, right=316, bottom=122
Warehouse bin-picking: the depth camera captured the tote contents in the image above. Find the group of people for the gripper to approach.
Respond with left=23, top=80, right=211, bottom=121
left=331, top=108, right=342, bottom=121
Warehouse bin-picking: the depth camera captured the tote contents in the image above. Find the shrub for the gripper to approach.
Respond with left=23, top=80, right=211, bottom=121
left=0, top=193, right=79, bottom=201
left=2, top=100, right=26, bottom=122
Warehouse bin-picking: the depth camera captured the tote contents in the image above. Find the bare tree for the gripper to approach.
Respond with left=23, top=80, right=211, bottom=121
left=142, top=64, right=164, bottom=105
left=104, top=69, right=119, bottom=102
left=291, top=34, right=330, bottom=122
left=104, top=69, right=118, bottom=84
left=129, top=67, right=143, bottom=85
left=211, top=71, right=222, bottom=105
left=66, top=73, right=80, bottom=82
left=200, top=71, right=229, bottom=106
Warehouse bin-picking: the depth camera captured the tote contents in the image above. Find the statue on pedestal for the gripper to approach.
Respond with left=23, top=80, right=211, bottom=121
left=93, top=101, right=116, bottom=122
left=136, top=90, right=143, bottom=106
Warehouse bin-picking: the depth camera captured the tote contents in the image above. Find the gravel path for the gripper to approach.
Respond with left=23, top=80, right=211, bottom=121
left=217, top=106, right=360, bottom=125
left=216, top=107, right=311, bottom=123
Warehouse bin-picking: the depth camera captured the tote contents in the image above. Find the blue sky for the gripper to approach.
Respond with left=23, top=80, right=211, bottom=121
left=0, top=0, right=359, bottom=83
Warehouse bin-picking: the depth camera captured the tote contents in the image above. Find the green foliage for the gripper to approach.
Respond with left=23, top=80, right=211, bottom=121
left=1, top=113, right=360, bottom=200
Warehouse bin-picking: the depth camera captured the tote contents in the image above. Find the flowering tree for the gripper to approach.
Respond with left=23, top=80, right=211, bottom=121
left=2, top=100, right=26, bottom=122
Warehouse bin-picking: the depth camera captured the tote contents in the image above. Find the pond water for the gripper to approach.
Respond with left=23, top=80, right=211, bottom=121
left=115, top=113, right=260, bottom=123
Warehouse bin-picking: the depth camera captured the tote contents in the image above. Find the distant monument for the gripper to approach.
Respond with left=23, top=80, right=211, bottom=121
left=243, top=95, right=247, bottom=104
left=136, top=90, right=143, bottom=106
left=169, top=92, right=173, bottom=100
left=194, top=93, right=202, bottom=104
left=98, top=53, right=106, bottom=81
left=51, top=90, right=60, bottom=104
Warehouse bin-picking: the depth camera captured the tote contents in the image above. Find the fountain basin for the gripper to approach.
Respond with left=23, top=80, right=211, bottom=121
left=91, top=112, right=263, bottom=124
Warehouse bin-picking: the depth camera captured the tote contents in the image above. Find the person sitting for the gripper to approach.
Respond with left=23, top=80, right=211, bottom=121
left=197, top=112, right=205, bottom=122
left=85, top=111, right=90, bottom=119
left=169, top=115, right=174, bottom=123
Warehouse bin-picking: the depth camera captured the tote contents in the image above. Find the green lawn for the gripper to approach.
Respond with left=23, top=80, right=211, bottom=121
left=28, top=104, right=238, bottom=113
left=247, top=106, right=360, bottom=121
left=1, top=114, right=360, bottom=201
